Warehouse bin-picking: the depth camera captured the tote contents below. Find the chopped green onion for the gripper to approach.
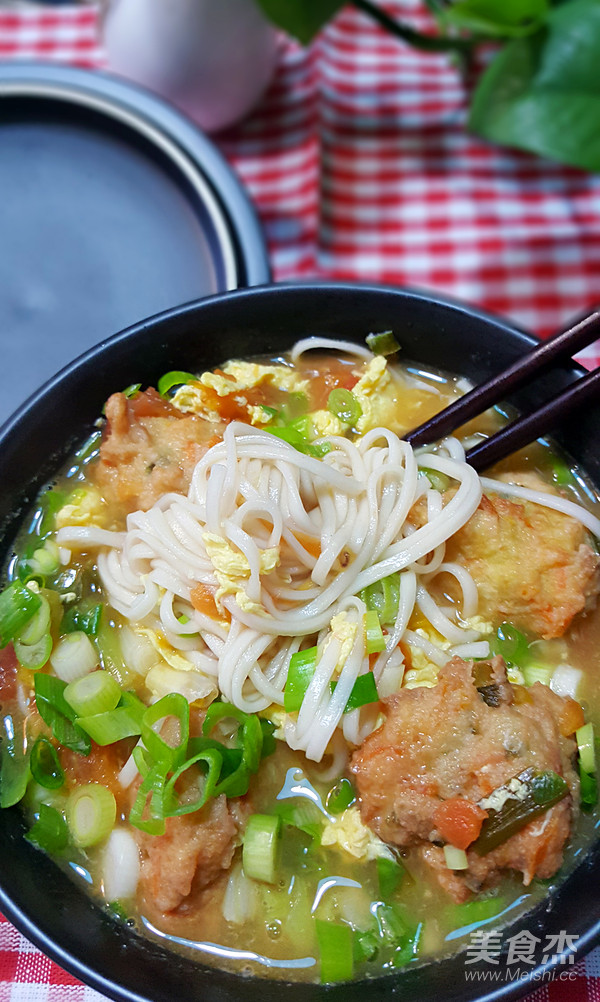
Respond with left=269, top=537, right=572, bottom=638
left=128, top=762, right=168, bottom=836
left=366, top=330, right=400, bottom=356
left=275, top=799, right=322, bottom=841
left=122, top=383, right=141, bottom=399
left=444, top=845, right=469, bottom=870
left=315, top=919, right=354, bottom=982
left=580, top=766, right=598, bottom=808
left=140, top=693, right=189, bottom=771
left=364, top=609, right=385, bottom=654
left=38, top=489, right=69, bottom=536
left=421, top=468, right=450, bottom=493
left=449, top=896, right=505, bottom=928
left=242, top=813, right=281, bottom=884
left=17, top=594, right=51, bottom=646
left=35, top=674, right=91, bottom=756
left=62, top=603, right=103, bottom=637
left=64, top=671, right=121, bottom=718
left=0, top=713, right=30, bottom=807
left=260, top=405, right=279, bottom=421
left=67, top=783, right=116, bottom=847
left=14, top=633, right=52, bottom=672
left=164, top=747, right=222, bottom=817
left=30, top=736, right=64, bottom=790
left=28, top=543, right=60, bottom=577
left=327, top=388, right=362, bottom=426
left=266, top=422, right=331, bottom=458
left=50, top=631, right=98, bottom=683
left=550, top=455, right=575, bottom=487
left=157, top=371, right=196, bottom=398
left=576, top=722, right=596, bottom=775
left=377, top=855, right=405, bottom=898
left=77, top=696, right=144, bottom=746
left=359, top=573, right=400, bottom=625
left=490, top=622, right=531, bottom=668
left=325, top=777, right=356, bottom=815
left=284, top=646, right=318, bottom=712
left=0, top=582, right=42, bottom=647
left=26, top=804, right=69, bottom=853
left=522, top=663, right=553, bottom=687
left=336, top=672, right=379, bottom=712
left=354, top=929, right=379, bottom=964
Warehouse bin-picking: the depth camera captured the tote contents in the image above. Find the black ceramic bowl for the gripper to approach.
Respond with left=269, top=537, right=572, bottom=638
left=0, top=283, right=598, bottom=1002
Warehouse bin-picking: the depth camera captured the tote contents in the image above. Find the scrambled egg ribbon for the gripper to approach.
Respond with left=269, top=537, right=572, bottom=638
left=202, top=533, right=279, bottom=615
left=321, top=806, right=394, bottom=862
left=55, top=487, right=107, bottom=529
left=171, top=361, right=309, bottom=425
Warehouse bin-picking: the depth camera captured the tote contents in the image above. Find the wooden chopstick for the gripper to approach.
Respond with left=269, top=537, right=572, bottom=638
left=465, top=365, right=600, bottom=471
left=405, top=310, right=600, bottom=450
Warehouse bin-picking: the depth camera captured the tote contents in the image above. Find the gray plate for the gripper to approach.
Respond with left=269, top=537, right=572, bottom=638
left=0, top=63, right=270, bottom=425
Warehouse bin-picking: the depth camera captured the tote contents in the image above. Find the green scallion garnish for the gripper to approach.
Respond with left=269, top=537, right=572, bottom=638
left=66, top=783, right=116, bottom=847
left=366, top=330, right=400, bottom=356
left=0, top=582, right=42, bottom=647
left=242, top=813, right=281, bottom=884
left=157, top=371, right=196, bottom=398
left=327, top=388, right=362, bottom=426
left=30, top=736, right=64, bottom=790
left=284, top=646, right=318, bottom=712
left=26, top=804, right=69, bottom=853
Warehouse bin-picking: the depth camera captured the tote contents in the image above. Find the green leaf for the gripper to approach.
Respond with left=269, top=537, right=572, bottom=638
left=469, top=0, right=600, bottom=171
left=443, top=0, right=549, bottom=38
left=256, top=0, right=344, bottom=44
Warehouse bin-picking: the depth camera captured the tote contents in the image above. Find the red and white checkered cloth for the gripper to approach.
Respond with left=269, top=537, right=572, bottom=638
left=1, top=3, right=600, bottom=1001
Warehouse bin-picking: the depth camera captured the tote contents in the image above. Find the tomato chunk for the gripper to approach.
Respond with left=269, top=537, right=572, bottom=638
left=433, top=797, right=488, bottom=851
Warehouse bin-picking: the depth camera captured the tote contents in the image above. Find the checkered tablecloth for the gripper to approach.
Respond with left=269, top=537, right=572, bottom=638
left=1, top=3, right=600, bottom=1001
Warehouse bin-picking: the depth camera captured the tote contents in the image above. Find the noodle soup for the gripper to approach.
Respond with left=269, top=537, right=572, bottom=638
left=0, top=336, right=598, bottom=982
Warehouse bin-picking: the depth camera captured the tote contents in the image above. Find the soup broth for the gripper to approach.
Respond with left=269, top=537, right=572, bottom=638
left=1, top=338, right=599, bottom=983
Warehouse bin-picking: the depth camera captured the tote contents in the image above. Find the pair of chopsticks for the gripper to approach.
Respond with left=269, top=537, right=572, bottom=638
left=405, top=311, right=600, bottom=471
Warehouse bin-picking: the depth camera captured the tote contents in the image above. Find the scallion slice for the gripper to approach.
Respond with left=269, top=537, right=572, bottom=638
left=580, top=766, right=598, bottom=808
left=30, top=736, right=64, bottom=790
left=365, top=330, right=400, bottom=356
left=364, top=609, right=386, bottom=654
left=334, top=672, right=379, bottom=713
left=65, top=671, right=121, bottom=718
left=0, top=713, right=30, bottom=807
left=359, top=573, right=400, bottom=625
left=17, top=594, right=51, bottom=645
left=443, top=845, right=469, bottom=870
left=522, top=663, right=553, bottom=687
left=50, top=631, right=98, bottom=683
left=26, top=803, right=69, bottom=853
left=141, top=693, right=189, bottom=771
left=67, top=783, right=116, bottom=847
left=325, top=777, right=356, bottom=815
left=35, top=674, right=91, bottom=756
left=576, top=722, right=596, bottom=775
left=77, top=701, right=143, bottom=745
left=164, top=748, right=222, bottom=817
left=284, top=646, right=318, bottom=713
left=315, top=919, right=354, bottom=983
left=376, top=855, right=405, bottom=898
left=62, top=603, right=103, bottom=637
left=0, top=582, right=41, bottom=647
left=157, top=371, right=196, bottom=398
left=327, top=388, right=362, bottom=426
left=242, top=813, right=281, bottom=884
left=14, top=633, right=52, bottom=672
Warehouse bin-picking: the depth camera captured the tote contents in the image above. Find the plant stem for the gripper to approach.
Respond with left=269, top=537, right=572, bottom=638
left=351, top=0, right=472, bottom=54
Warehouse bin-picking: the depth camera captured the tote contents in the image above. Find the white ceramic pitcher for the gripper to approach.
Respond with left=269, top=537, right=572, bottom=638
left=102, top=0, right=279, bottom=132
